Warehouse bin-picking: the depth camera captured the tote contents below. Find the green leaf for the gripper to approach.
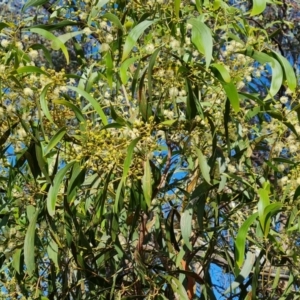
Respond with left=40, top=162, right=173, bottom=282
left=195, top=148, right=211, bottom=184
left=47, top=162, right=75, bottom=216
left=120, top=57, right=138, bottom=84
left=114, top=137, right=141, bottom=212
left=44, top=127, right=66, bottom=156
left=30, top=20, right=79, bottom=31
left=180, top=200, right=195, bottom=250
left=47, top=239, right=59, bottom=269
left=30, top=28, right=69, bottom=64
left=191, top=182, right=212, bottom=229
left=224, top=250, right=256, bottom=294
left=262, top=202, right=282, bottom=237
left=211, top=63, right=231, bottom=83
left=188, top=18, right=213, bottom=69
left=40, top=84, right=54, bottom=124
left=122, top=138, right=141, bottom=182
left=174, top=0, right=181, bottom=18
left=105, top=51, right=113, bottom=88
left=271, top=50, right=297, bottom=91
left=27, top=205, right=36, bottom=222
left=110, top=105, right=128, bottom=127
left=12, top=248, right=22, bottom=274
left=257, top=188, right=270, bottom=235
left=31, top=43, right=53, bottom=66
left=235, top=212, right=258, bottom=268
left=245, top=48, right=283, bottom=100
left=67, top=162, right=86, bottom=203
left=142, top=158, right=152, bottom=207
left=222, top=81, right=240, bottom=112
left=122, top=20, right=156, bottom=61
left=51, top=30, right=84, bottom=50
left=160, top=119, right=178, bottom=126
left=35, top=141, right=52, bottom=184
left=24, top=207, right=39, bottom=276
left=67, top=86, right=108, bottom=125
left=250, top=0, right=266, bottom=16
left=102, top=13, right=123, bottom=30
left=139, top=69, right=152, bottom=121
left=53, top=99, right=86, bottom=125
left=89, top=0, right=110, bottom=22
left=86, top=71, right=99, bottom=93
left=0, top=123, right=18, bottom=148
left=101, top=123, right=124, bottom=130
left=148, top=48, right=160, bottom=103
left=0, top=22, right=10, bottom=31
left=163, top=275, right=189, bottom=299
left=22, top=0, right=48, bottom=12
left=16, top=66, right=49, bottom=76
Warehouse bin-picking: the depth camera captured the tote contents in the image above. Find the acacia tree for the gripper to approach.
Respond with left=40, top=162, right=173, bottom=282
left=0, top=0, right=300, bottom=299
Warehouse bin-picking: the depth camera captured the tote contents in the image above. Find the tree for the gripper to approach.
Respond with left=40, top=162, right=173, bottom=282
left=0, top=0, right=299, bottom=299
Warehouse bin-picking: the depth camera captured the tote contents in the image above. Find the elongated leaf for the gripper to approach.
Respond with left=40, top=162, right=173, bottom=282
left=272, top=268, right=281, bottom=289
left=51, top=31, right=84, bottom=50
left=0, top=23, right=10, bottom=31
left=53, top=99, right=86, bottom=125
left=86, top=71, right=99, bottom=93
left=263, top=202, right=282, bottom=237
left=24, top=207, right=39, bottom=276
left=17, top=66, right=49, bottom=76
left=271, top=50, right=297, bottom=91
left=148, top=48, right=160, bottom=103
left=110, top=105, right=128, bottom=127
left=180, top=200, right=195, bottom=250
left=67, top=162, right=86, bottom=203
left=142, top=158, right=152, bottom=207
left=139, top=69, right=152, bottom=121
left=23, top=142, right=41, bottom=179
left=22, top=0, right=48, bottom=12
left=122, top=20, right=156, bottom=61
left=257, top=188, right=270, bottom=235
left=222, top=81, right=240, bottom=112
left=47, top=239, right=59, bottom=269
left=67, top=86, right=108, bottom=125
left=40, top=84, right=54, bottom=123
left=90, top=0, right=110, bottom=19
left=27, top=205, right=36, bottom=221
left=30, top=20, right=79, bottom=31
left=12, top=248, right=22, bottom=274
left=120, top=57, right=138, bottom=84
left=235, top=212, right=258, bottom=268
left=30, top=28, right=69, bottom=64
left=105, top=51, right=113, bottom=88
left=47, top=162, right=75, bottom=216
left=163, top=275, right=189, bottom=299
left=122, top=137, right=141, bottom=182
left=188, top=18, right=213, bottom=69
left=35, top=142, right=52, bottom=184
left=224, top=250, right=256, bottom=294
left=102, top=13, right=123, bottom=30
left=211, top=63, right=231, bottom=83
left=114, top=137, right=141, bottom=212
left=174, top=0, right=181, bottom=18
left=101, top=123, right=124, bottom=130
left=191, top=181, right=212, bottom=229
left=245, top=48, right=283, bottom=100
left=250, top=0, right=266, bottom=16
left=44, top=127, right=66, bottom=156
left=0, top=123, right=18, bottom=148
left=195, top=148, right=211, bottom=184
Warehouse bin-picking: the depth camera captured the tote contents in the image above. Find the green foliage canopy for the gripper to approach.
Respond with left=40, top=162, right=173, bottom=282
left=0, top=0, right=299, bottom=299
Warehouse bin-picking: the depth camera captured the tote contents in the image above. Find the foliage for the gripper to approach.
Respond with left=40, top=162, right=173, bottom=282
left=0, top=0, right=300, bottom=299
